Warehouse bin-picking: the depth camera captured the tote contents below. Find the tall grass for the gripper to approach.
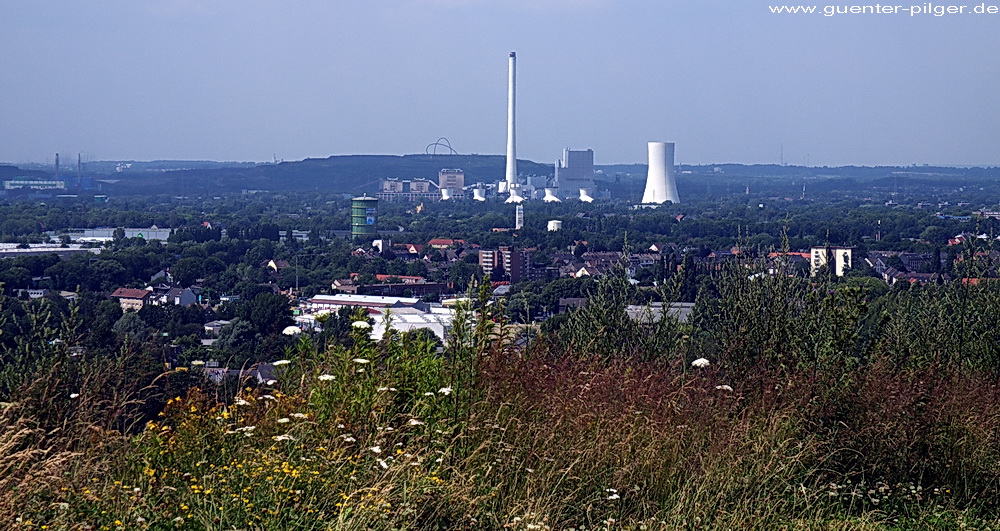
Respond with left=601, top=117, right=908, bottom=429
left=4, top=264, right=1000, bottom=528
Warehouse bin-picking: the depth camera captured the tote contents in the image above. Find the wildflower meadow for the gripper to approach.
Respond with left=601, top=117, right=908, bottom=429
left=5, top=265, right=1000, bottom=529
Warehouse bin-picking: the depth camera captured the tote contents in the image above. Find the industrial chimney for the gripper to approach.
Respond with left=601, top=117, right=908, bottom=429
left=641, top=142, right=680, bottom=204
left=505, top=52, right=517, bottom=191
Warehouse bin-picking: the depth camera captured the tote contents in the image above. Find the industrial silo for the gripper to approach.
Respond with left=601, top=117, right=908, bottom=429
left=351, top=196, right=378, bottom=239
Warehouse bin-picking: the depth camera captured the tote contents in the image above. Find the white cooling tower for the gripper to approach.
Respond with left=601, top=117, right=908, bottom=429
left=547, top=220, right=562, bottom=231
left=473, top=188, right=487, bottom=201
left=579, top=188, right=594, bottom=203
left=504, top=52, right=517, bottom=189
left=543, top=188, right=561, bottom=203
left=440, top=188, right=453, bottom=200
left=641, top=142, right=680, bottom=204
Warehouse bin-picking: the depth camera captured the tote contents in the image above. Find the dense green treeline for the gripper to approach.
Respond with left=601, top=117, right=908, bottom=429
left=1, top=193, right=993, bottom=253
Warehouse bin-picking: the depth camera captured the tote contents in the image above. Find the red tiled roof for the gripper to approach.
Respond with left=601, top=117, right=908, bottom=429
left=111, top=288, right=152, bottom=300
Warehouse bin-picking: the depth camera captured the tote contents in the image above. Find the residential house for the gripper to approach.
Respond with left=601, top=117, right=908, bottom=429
left=574, top=265, right=608, bottom=278
left=204, top=320, right=232, bottom=337
left=265, top=259, right=291, bottom=272
left=111, top=288, right=153, bottom=311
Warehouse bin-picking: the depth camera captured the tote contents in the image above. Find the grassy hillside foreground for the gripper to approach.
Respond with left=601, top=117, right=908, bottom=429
left=5, top=271, right=1000, bottom=529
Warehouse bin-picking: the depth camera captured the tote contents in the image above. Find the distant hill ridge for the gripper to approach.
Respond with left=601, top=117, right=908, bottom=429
left=108, top=154, right=555, bottom=194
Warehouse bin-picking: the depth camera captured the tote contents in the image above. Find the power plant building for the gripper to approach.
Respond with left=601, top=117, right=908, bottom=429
left=555, top=148, right=595, bottom=198
left=438, top=169, right=465, bottom=199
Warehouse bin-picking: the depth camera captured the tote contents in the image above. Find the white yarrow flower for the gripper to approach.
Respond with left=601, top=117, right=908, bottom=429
left=277, top=418, right=290, bottom=424
left=318, top=374, right=335, bottom=381
left=378, top=459, right=389, bottom=469
left=273, top=434, right=296, bottom=442
left=608, top=493, right=620, bottom=500
left=69, top=393, right=80, bottom=399
left=352, top=358, right=371, bottom=364
left=369, top=446, right=382, bottom=454
left=265, top=379, right=277, bottom=386
left=407, top=419, right=425, bottom=426
left=191, top=360, right=205, bottom=366
left=438, top=387, right=453, bottom=396
left=272, top=359, right=291, bottom=366
left=691, top=357, right=710, bottom=368
left=352, top=321, right=371, bottom=329
left=291, top=413, right=307, bottom=419
left=716, top=384, right=734, bottom=392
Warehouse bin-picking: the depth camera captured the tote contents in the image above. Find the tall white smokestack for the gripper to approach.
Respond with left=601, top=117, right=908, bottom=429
left=505, top=51, right=517, bottom=189
left=641, top=142, right=680, bottom=204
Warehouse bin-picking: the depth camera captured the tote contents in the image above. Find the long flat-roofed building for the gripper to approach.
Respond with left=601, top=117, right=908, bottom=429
left=305, top=293, right=425, bottom=312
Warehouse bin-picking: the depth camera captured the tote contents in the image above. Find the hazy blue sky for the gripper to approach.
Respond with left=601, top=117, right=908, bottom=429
left=2, top=1, right=998, bottom=166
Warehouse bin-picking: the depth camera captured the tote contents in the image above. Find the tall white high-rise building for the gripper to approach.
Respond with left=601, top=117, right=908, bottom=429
left=641, top=142, right=680, bottom=204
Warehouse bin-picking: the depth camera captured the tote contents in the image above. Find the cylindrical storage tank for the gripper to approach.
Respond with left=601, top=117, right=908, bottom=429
left=351, top=196, right=378, bottom=239
left=547, top=220, right=562, bottom=232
